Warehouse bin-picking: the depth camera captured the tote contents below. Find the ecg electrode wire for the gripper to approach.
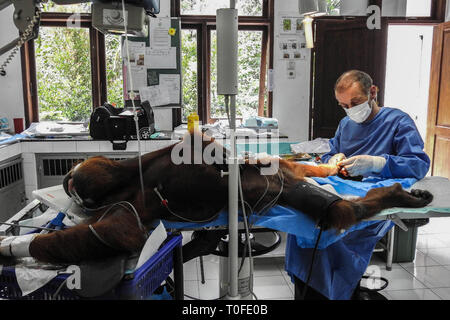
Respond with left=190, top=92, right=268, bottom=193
left=70, top=197, right=147, bottom=233
left=0, top=222, right=58, bottom=232
left=52, top=274, right=71, bottom=300
left=153, top=187, right=224, bottom=224
left=96, top=201, right=147, bottom=233
left=248, top=168, right=285, bottom=231
left=121, top=0, right=147, bottom=209
left=249, top=165, right=270, bottom=213
left=164, top=207, right=222, bottom=224
left=238, top=168, right=283, bottom=293
left=87, top=201, right=149, bottom=250
left=300, top=225, right=324, bottom=300
left=236, top=166, right=284, bottom=300
left=238, top=170, right=258, bottom=300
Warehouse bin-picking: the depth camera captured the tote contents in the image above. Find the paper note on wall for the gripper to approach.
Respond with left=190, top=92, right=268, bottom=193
left=145, top=47, right=177, bottom=69
left=159, top=74, right=180, bottom=104
left=139, top=85, right=171, bottom=107
left=150, top=18, right=171, bottom=48
left=126, top=66, right=148, bottom=91
left=122, top=41, right=146, bottom=66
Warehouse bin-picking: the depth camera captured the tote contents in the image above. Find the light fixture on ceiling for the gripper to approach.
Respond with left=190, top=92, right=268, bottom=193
left=340, top=0, right=370, bottom=16
left=381, top=0, right=407, bottom=17
left=303, top=16, right=314, bottom=48
left=299, top=0, right=319, bottom=16
left=299, top=0, right=327, bottom=49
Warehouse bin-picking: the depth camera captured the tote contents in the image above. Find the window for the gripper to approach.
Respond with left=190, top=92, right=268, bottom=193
left=181, top=29, right=199, bottom=121
left=22, top=9, right=108, bottom=124
left=42, top=2, right=91, bottom=13
left=175, top=0, right=272, bottom=124
left=21, top=1, right=273, bottom=126
left=35, top=26, right=92, bottom=121
left=105, top=34, right=124, bottom=108
left=181, top=0, right=264, bottom=16
left=381, top=0, right=432, bottom=17
left=210, top=30, right=266, bottom=120
left=325, top=0, right=343, bottom=15
left=322, top=0, right=436, bottom=17
left=405, top=0, right=432, bottom=17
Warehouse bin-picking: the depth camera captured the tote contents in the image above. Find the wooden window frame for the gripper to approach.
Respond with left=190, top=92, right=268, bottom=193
left=313, top=0, right=446, bottom=23
left=21, top=12, right=107, bottom=127
left=172, top=0, right=274, bottom=125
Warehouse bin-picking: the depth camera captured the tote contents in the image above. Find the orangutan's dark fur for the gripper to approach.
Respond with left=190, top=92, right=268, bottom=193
left=9, top=132, right=432, bottom=264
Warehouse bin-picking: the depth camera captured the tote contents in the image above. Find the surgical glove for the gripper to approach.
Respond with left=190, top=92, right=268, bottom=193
left=327, top=153, right=346, bottom=166
left=338, top=155, right=386, bottom=177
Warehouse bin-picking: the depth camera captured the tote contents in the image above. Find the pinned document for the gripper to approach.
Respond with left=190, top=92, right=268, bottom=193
left=145, top=47, right=177, bottom=69
left=122, top=41, right=146, bottom=66
left=159, top=74, right=181, bottom=104
left=150, top=18, right=171, bottom=48
left=139, top=85, right=171, bottom=107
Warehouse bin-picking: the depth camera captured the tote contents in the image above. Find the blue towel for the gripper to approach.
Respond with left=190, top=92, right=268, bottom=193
left=161, top=177, right=418, bottom=249
left=284, top=177, right=420, bottom=300
left=0, top=134, right=26, bottom=146
left=311, top=176, right=417, bottom=197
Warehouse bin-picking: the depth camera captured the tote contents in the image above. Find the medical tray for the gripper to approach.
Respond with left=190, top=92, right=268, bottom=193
left=0, top=233, right=182, bottom=300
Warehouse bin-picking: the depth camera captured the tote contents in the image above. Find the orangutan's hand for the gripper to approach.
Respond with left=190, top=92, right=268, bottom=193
left=318, top=164, right=340, bottom=177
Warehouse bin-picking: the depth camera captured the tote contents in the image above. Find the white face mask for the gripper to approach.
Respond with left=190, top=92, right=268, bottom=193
left=345, top=97, right=372, bottom=123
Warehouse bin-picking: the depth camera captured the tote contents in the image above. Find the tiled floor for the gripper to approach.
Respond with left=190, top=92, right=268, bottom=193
left=178, top=217, right=450, bottom=300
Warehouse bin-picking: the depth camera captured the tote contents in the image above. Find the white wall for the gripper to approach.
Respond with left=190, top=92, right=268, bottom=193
left=0, top=4, right=26, bottom=131
left=384, top=25, right=434, bottom=141
left=273, top=0, right=311, bottom=142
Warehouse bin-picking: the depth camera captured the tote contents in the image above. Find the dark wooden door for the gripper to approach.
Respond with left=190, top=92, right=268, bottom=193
left=426, top=21, right=450, bottom=178
left=311, top=18, right=388, bottom=139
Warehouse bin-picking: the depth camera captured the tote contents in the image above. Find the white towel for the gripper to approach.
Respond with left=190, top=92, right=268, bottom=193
left=135, top=220, right=167, bottom=270
left=14, top=258, right=62, bottom=297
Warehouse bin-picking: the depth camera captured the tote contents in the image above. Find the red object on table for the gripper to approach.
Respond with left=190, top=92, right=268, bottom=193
left=13, top=118, right=24, bottom=134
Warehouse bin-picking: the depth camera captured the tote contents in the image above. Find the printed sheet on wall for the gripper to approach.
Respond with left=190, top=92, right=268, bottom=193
left=121, top=17, right=182, bottom=109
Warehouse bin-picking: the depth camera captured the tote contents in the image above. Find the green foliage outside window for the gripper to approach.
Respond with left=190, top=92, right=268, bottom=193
left=182, top=0, right=267, bottom=120
left=105, top=34, right=125, bottom=109
left=36, top=26, right=93, bottom=121
left=181, top=29, right=198, bottom=121
left=325, top=0, right=341, bottom=15
left=210, top=30, right=264, bottom=120
left=35, top=1, right=267, bottom=123
left=37, top=2, right=123, bottom=121
left=181, top=0, right=263, bottom=15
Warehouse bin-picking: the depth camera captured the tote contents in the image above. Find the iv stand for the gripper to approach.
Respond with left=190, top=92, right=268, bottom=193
left=217, top=0, right=240, bottom=300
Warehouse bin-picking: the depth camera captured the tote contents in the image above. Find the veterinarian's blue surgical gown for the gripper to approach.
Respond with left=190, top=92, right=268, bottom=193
left=285, top=107, right=430, bottom=300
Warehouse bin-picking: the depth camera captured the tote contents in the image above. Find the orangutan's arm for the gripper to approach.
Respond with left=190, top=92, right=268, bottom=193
left=279, top=159, right=339, bottom=178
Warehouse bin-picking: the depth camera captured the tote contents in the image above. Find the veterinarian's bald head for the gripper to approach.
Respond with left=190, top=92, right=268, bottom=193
left=335, top=70, right=373, bottom=96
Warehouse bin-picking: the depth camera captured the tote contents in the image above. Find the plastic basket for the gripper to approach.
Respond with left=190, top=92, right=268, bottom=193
left=0, top=234, right=182, bottom=300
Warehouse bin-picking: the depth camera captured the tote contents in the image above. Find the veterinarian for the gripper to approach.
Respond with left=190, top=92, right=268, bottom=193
left=286, top=69, right=431, bottom=300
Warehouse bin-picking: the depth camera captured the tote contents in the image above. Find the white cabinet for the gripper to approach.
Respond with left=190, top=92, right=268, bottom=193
left=0, top=156, right=26, bottom=221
